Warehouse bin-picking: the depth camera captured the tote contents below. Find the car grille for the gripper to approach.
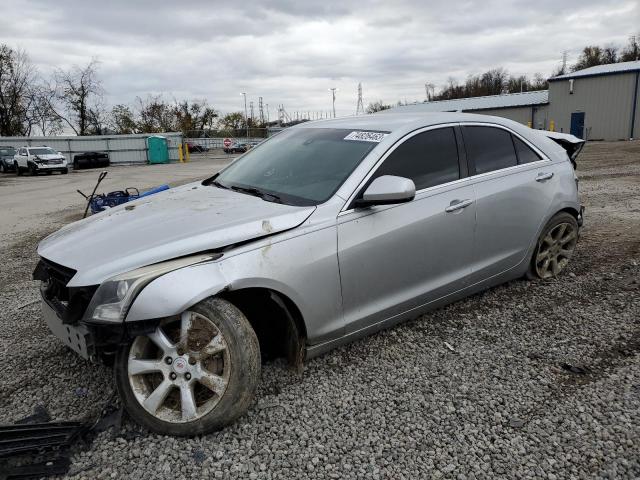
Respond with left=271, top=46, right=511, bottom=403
left=33, top=258, right=96, bottom=324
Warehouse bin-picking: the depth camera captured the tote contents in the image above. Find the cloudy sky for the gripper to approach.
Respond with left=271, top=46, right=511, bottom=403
left=4, top=0, right=639, bottom=118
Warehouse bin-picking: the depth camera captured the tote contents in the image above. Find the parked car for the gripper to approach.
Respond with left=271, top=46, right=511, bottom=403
left=223, top=142, right=248, bottom=154
left=14, top=146, right=68, bottom=175
left=186, top=142, right=208, bottom=153
left=73, top=151, right=110, bottom=170
left=0, top=146, right=16, bottom=173
left=34, top=113, right=584, bottom=436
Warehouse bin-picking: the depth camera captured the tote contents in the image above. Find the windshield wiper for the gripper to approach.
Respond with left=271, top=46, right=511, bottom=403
left=211, top=180, right=229, bottom=190
left=230, top=185, right=282, bottom=203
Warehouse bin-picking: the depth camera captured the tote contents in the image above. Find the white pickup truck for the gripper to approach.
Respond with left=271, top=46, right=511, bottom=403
left=14, top=146, right=68, bottom=175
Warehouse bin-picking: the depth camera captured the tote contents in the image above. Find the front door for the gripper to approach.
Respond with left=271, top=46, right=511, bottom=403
left=570, top=112, right=585, bottom=139
left=337, top=126, right=476, bottom=334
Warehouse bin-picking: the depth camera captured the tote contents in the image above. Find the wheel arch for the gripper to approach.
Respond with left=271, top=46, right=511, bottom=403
left=220, top=287, right=306, bottom=368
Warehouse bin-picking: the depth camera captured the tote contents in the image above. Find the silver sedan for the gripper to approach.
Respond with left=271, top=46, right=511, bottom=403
left=34, top=112, right=584, bottom=435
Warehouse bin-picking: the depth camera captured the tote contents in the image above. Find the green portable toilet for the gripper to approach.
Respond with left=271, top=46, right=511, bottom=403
left=147, top=135, right=169, bottom=164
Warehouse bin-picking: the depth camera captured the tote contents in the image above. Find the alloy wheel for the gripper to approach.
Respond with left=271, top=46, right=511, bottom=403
left=127, top=311, right=230, bottom=423
left=534, top=222, right=577, bottom=278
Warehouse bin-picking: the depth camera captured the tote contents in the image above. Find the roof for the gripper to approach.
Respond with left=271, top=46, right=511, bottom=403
left=384, top=90, right=548, bottom=114
left=549, top=60, right=640, bottom=81
left=296, top=111, right=532, bottom=135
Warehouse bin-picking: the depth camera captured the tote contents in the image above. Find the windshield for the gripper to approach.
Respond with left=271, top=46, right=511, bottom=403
left=30, top=147, right=56, bottom=155
left=213, top=128, right=383, bottom=206
left=0, top=147, right=15, bottom=156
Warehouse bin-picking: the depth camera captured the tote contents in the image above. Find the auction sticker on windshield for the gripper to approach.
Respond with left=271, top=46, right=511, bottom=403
left=343, top=131, right=389, bottom=142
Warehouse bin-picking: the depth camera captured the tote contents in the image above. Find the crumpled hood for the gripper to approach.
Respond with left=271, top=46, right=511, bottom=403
left=35, top=154, right=65, bottom=160
left=38, top=182, right=315, bottom=286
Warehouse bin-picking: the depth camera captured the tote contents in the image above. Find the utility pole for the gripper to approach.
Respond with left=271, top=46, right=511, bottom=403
left=241, top=92, right=248, bottom=139
left=258, top=97, right=264, bottom=124
left=329, top=87, right=337, bottom=118
left=356, top=83, right=364, bottom=115
left=265, top=103, right=269, bottom=123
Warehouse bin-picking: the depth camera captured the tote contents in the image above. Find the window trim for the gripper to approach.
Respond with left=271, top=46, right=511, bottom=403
left=511, top=133, right=543, bottom=165
left=341, top=123, right=464, bottom=212
left=340, top=122, right=551, bottom=215
left=459, top=122, right=550, bottom=177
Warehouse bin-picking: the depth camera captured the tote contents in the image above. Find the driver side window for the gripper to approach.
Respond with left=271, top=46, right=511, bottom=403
left=372, top=127, right=460, bottom=191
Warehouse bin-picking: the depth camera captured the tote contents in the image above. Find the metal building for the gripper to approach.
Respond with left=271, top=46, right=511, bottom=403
left=386, top=91, right=549, bottom=129
left=547, top=61, right=640, bottom=141
left=389, top=60, right=640, bottom=141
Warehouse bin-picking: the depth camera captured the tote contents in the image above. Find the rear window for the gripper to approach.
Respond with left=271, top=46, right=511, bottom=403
left=513, top=136, right=542, bottom=164
left=373, top=127, right=460, bottom=190
left=463, top=126, right=517, bottom=175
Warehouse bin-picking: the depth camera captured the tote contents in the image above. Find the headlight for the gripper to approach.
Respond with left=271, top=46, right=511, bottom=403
left=84, top=253, right=221, bottom=323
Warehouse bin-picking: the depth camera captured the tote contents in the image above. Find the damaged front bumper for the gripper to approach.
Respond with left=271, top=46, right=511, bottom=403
left=41, top=298, right=94, bottom=360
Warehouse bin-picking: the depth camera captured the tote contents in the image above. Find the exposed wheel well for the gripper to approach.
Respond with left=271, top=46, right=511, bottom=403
left=219, top=288, right=306, bottom=367
left=558, top=206, right=580, bottom=221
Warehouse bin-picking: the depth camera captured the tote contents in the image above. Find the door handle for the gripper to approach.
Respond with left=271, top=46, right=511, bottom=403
left=535, top=172, right=554, bottom=182
left=445, top=199, right=473, bottom=213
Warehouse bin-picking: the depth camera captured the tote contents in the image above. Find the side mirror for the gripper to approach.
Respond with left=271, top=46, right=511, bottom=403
left=354, top=175, right=416, bottom=208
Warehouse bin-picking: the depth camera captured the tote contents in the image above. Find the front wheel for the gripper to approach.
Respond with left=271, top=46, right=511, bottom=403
left=15, top=163, right=22, bottom=176
left=115, top=297, right=261, bottom=436
left=527, top=212, right=579, bottom=279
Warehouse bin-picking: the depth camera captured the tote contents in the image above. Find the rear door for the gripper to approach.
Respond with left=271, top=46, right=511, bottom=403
left=461, top=125, right=558, bottom=282
left=337, top=126, right=476, bottom=333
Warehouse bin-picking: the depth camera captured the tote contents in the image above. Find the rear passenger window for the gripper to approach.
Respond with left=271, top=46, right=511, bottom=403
left=374, top=127, right=460, bottom=190
left=513, top=136, right=542, bottom=164
left=463, top=126, right=517, bottom=175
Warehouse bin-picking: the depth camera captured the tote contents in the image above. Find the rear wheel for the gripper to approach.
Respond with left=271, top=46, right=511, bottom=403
left=0, top=163, right=4, bottom=173
left=15, top=162, right=22, bottom=176
left=528, top=212, right=578, bottom=279
left=115, top=297, right=260, bottom=436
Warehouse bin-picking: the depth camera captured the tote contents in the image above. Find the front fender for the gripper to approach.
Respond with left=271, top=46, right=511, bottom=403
left=125, top=261, right=228, bottom=322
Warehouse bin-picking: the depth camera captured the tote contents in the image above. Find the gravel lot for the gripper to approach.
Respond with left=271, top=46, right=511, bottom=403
left=0, top=141, right=638, bottom=479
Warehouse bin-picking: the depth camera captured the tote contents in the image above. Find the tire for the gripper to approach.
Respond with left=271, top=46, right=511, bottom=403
left=15, top=163, right=22, bottom=176
left=61, top=168, right=68, bottom=174
left=29, top=164, right=37, bottom=176
left=73, top=160, right=79, bottom=170
left=527, top=212, right=578, bottom=280
left=0, top=163, right=4, bottom=173
left=115, top=297, right=261, bottom=436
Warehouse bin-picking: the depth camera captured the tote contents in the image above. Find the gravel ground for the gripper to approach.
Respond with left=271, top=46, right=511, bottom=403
left=0, top=141, right=639, bottom=479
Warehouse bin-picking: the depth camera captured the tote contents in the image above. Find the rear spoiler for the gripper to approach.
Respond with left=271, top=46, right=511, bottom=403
left=542, top=131, right=585, bottom=168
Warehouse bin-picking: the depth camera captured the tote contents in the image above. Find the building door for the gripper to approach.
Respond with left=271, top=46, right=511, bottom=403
left=570, top=112, right=585, bottom=139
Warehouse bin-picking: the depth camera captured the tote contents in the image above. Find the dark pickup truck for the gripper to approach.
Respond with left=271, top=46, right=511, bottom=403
left=73, top=152, right=110, bottom=170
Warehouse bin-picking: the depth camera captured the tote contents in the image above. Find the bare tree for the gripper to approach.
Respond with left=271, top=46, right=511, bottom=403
left=0, top=44, right=37, bottom=136
left=365, top=101, right=391, bottom=113
left=51, top=59, right=104, bottom=135
left=620, top=35, right=639, bottom=61
left=109, top=104, right=138, bottom=134
left=135, top=95, right=176, bottom=133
